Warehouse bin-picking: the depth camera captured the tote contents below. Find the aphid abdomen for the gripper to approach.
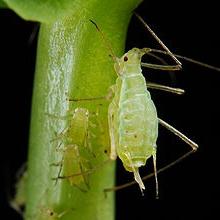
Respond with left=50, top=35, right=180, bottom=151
left=66, top=108, right=89, bottom=147
left=117, top=74, right=158, bottom=172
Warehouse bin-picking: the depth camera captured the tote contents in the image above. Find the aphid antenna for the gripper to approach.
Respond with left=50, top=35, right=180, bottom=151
left=51, top=159, right=112, bottom=180
left=134, top=13, right=182, bottom=68
left=135, top=14, right=220, bottom=72
left=149, top=49, right=220, bottom=72
left=89, top=19, right=117, bottom=62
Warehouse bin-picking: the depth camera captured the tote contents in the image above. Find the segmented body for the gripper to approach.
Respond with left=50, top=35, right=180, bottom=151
left=109, top=48, right=158, bottom=189
left=54, top=108, right=92, bottom=186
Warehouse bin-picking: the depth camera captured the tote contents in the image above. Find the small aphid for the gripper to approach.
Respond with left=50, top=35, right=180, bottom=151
left=50, top=108, right=93, bottom=188
left=37, top=207, right=59, bottom=220
left=38, top=207, right=69, bottom=220
left=10, top=165, right=27, bottom=216
left=28, top=206, right=68, bottom=220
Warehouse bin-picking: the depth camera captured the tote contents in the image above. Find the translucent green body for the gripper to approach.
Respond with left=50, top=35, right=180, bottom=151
left=64, top=108, right=89, bottom=147
left=53, top=108, right=92, bottom=187
left=108, top=48, right=158, bottom=188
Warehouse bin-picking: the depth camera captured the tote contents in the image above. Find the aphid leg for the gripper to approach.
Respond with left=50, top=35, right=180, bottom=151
left=146, top=51, right=169, bottom=66
left=83, top=128, right=94, bottom=158
left=78, top=162, right=90, bottom=189
left=107, top=85, right=117, bottom=160
left=46, top=111, right=75, bottom=143
left=54, top=161, right=63, bottom=186
left=146, top=82, right=185, bottom=95
left=144, top=52, right=184, bottom=95
left=47, top=114, right=71, bottom=147
left=45, top=112, right=72, bottom=120
left=158, top=118, right=198, bottom=151
left=50, top=149, right=65, bottom=185
left=103, top=150, right=195, bottom=193
left=136, top=13, right=220, bottom=71
left=108, top=102, right=117, bottom=160
left=53, top=159, right=112, bottom=181
left=141, top=48, right=182, bottom=71
left=134, top=13, right=182, bottom=68
left=152, top=153, right=159, bottom=199
left=50, top=127, right=69, bottom=143
left=106, top=85, right=116, bottom=100
left=141, top=47, right=183, bottom=71
left=147, top=49, right=220, bottom=72
left=74, top=145, right=90, bottom=189
left=68, top=85, right=115, bottom=102
left=141, top=61, right=181, bottom=71
left=68, top=96, right=106, bottom=102
left=50, top=160, right=63, bottom=167
left=51, top=144, right=91, bottom=190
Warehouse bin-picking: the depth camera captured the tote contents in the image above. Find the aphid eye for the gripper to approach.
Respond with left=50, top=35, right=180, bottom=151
left=124, top=56, right=128, bottom=62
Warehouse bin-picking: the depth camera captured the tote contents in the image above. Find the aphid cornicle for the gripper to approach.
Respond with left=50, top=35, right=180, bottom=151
left=109, top=48, right=158, bottom=192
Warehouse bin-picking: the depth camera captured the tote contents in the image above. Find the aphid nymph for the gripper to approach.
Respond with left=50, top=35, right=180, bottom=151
left=50, top=107, right=92, bottom=188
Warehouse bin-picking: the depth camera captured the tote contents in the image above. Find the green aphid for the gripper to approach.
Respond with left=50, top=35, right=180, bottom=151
left=51, top=108, right=92, bottom=187
left=108, top=48, right=159, bottom=193
left=90, top=16, right=200, bottom=196
left=34, top=207, right=68, bottom=220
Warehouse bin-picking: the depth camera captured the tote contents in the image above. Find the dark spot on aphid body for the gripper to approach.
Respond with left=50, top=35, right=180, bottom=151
left=134, top=134, right=137, bottom=138
left=48, top=210, right=54, bottom=216
left=124, top=56, right=128, bottom=62
left=50, top=212, right=54, bottom=216
left=104, top=149, right=108, bottom=154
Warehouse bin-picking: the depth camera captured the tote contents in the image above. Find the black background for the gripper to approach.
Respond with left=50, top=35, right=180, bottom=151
left=1, top=1, right=220, bottom=219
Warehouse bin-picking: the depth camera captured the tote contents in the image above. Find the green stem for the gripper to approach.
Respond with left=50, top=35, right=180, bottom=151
left=26, top=1, right=142, bottom=219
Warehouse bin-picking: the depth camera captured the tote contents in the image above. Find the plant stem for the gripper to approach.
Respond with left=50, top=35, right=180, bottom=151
left=25, top=1, right=142, bottom=219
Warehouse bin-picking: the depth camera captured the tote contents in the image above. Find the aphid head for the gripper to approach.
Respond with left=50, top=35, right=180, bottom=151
left=114, top=48, right=151, bottom=76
